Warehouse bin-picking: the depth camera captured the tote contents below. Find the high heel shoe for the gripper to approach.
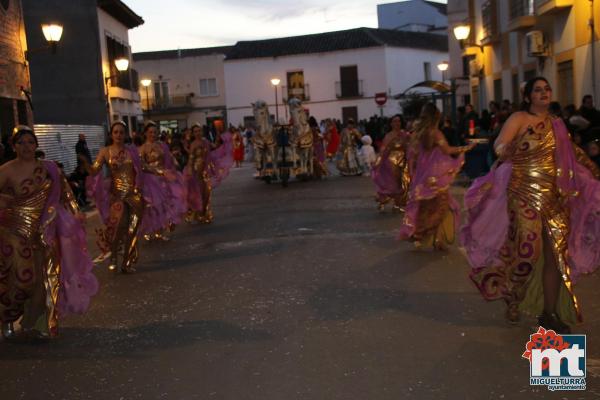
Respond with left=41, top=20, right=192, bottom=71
left=22, top=328, right=50, bottom=341
left=1, top=322, right=16, bottom=340
left=537, top=311, right=571, bottom=334
left=108, top=254, right=118, bottom=271
left=121, top=255, right=137, bottom=274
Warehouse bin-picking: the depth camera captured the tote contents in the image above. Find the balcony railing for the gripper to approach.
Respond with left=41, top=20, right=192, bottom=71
left=335, top=80, right=364, bottom=99
left=534, top=0, right=573, bottom=15
left=481, top=0, right=498, bottom=44
left=282, top=83, right=311, bottom=102
left=143, top=95, right=193, bottom=112
left=509, top=0, right=534, bottom=20
left=508, top=0, right=536, bottom=31
left=108, top=68, right=139, bottom=92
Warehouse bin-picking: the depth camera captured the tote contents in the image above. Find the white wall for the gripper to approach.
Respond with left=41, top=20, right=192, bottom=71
left=378, top=0, right=447, bottom=32
left=224, top=45, right=448, bottom=126
left=224, top=47, right=389, bottom=125
left=97, top=8, right=142, bottom=126
left=384, top=46, right=449, bottom=113
left=134, top=53, right=228, bottom=109
left=447, top=0, right=470, bottom=104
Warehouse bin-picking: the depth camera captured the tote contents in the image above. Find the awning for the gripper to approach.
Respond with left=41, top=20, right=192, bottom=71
left=393, top=80, right=451, bottom=99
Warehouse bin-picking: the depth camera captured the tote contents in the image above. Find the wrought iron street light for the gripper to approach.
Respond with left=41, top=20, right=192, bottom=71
left=105, top=58, right=131, bottom=131
left=41, top=24, right=63, bottom=44
left=26, top=23, right=63, bottom=59
left=270, top=78, right=281, bottom=124
left=114, top=57, right=129, bottom=72
left=453, top=24, right=470, bottom=41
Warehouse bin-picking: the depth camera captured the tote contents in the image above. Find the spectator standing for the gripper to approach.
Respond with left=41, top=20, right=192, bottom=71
left=579, top=95, right=600, bottom=129
left=75, top=134, right=92, bottom=167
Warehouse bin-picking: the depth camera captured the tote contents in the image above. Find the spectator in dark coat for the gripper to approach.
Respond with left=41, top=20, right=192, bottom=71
left=75, top=134, right=92, bottom=166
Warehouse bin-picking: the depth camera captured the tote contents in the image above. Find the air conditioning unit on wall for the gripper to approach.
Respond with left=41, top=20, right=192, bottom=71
left=469, top=59, right=482, bottom=77
left=526, top=31, right=548, bottom=57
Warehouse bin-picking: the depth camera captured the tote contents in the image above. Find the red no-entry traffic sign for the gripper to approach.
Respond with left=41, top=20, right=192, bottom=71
left=375, top=92, right=387, bottom=106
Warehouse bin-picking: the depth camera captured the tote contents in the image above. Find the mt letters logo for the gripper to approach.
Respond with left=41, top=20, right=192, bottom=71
left=522, top=327, right=586, bottom=391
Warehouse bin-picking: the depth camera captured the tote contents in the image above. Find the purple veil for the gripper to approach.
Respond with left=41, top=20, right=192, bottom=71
left=461, top=118, right=600, bottom=281
left=398, top=146, right=464, bottom=239
left=42, top=161, right=98, bottom=315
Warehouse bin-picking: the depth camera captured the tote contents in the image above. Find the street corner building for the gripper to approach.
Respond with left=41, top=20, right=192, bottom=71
left=0, top=0, right=34, bottom=151
left=19, top=0, right=144, bottom=174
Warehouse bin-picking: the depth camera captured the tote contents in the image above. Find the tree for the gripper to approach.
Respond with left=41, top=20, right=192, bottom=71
left=398, top=92, right=429, bottom=120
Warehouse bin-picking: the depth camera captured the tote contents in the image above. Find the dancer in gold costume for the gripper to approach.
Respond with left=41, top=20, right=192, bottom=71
left=185, top=124, right=214, bottom=223
left=336, top=119, right=363, bottom=176
left=185, top=123, right=233, bottom=224
left=0, top=127, right=97, bottom=339
left=462, top=77, right=600, bottom=333
left=138, top=121, right=186, bottom=240
left=398, top=104, right=474, bottom=250
left=84, top=121, right=144, bottom=273
left=371, top=114, right=411, bottom=211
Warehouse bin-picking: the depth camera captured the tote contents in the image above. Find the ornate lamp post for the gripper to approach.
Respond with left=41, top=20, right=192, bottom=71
left=270, top=77, right=281, bottom=124
left=141, top=79, right=152, bottom=116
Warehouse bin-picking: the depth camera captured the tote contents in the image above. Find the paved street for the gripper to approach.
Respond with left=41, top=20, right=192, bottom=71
left=1, top=163, right=600, bottom=400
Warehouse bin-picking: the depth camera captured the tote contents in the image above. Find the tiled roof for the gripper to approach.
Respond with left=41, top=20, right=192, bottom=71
left=425, top=1, right=447, bottom=15
left=97, top=0, right=144, bottom=29
left=225, top=27, right=448, bottom=61
left=133, top=46, right=233, bottom=61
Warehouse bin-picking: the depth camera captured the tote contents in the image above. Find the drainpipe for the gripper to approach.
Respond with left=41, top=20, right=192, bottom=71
left=591, top=0, right=597, bottom=103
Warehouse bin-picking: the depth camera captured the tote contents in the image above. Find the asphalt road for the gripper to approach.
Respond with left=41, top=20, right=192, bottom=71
left=1, top=162, right=599, bottom=399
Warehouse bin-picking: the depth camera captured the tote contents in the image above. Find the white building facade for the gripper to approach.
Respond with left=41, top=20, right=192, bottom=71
left=378, top=0, right=448, bottom=34
left=132, top=46, right=231, bottom=133
left=224, top=28, right=448, bottom=126
left=98, top=5, right=144, bottom=133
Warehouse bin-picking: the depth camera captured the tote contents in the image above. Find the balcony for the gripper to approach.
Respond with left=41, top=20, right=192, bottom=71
left=142, top=95, right=194, bottom=114
left=481, top=0, right=499, bottom=45
left=335, top=80, right=364, bottom=99
left=534, top=0, right=573, bottom=16
left=282, top=83, right=311, bottom=102
left=508, top=0, right=536, bottom=31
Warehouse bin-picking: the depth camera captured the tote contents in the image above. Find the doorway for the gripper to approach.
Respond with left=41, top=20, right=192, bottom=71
left=341, top=106, right=358, bottom=125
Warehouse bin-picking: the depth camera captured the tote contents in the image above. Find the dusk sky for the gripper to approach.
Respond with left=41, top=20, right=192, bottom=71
left=126, top=0, right=447, bottom=52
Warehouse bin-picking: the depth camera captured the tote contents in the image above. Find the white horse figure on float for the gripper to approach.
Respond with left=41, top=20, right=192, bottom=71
left=288, top=98, right=313, bottom=177
left=251, top=100, right=277, bottom=177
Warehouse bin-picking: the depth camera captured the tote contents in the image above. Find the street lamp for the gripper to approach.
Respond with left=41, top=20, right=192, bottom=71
left=41, top=23, right=63, bottom=51
left=270, top=77, right=281, bottom=124
left=26, top=23, right=63, bottom=59
left=453, top=24, right=471, bottom=41
left=114, top=57, right=129, bottom=72
left=105, top=57, right=131, bottom=132
left=141, top=79, right=152, bottom=114
left=437, top=61, right=449, bottom=81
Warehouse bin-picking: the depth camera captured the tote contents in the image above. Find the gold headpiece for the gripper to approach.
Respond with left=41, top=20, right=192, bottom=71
left=12, top=125, right=33, bottom=137
left=111, top=120, right=127, bottom=128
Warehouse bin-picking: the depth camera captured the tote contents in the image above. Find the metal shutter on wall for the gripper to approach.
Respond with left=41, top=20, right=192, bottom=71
left=33, top=125, right=105, bottom=174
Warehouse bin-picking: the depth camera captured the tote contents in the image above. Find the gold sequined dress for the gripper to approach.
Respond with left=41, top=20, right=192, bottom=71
left=186, top=140, right=213, bottom=223
left=336, top=128, right=362, bottom=176
left=470, top=119, right=579, bottom=323
left=372, top=131, right=411, bottom=208
left=0, top=162, right=78, bottom=336
left=93, top=148, right=144, bottom=271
